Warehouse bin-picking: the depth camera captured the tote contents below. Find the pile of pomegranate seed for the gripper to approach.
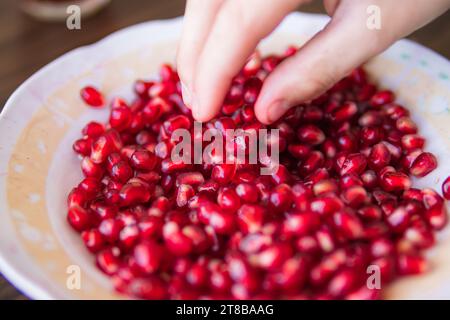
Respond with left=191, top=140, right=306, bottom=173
left=69, top=47, right=449, bottom=300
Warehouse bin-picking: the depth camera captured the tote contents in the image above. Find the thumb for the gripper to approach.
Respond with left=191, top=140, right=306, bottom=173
left=255, top=2, right=389, bottom=124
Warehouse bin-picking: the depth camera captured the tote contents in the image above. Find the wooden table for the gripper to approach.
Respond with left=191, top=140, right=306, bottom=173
left=0, top=0, right=448, bottom=300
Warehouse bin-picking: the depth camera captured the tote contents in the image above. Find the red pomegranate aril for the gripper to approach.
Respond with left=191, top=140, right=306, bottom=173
left=397, top=254, right=428, bottom=275
left=163, top=115, right=191, bottom=135
left=401, top=134, right=425, bottom=151
left=250, top=243, right=291, bottom=271
left=339, top=174, right=363, bottom=189
left=78, top=177, right=101, bottom=195
left=303, top=105, right=324, bottom=122
left=119, top=182, right=152, bottom=207
left=332, top=211, right=364, bottom=239
left=133, top=241, right=163, bottom=274
left=81, top=156, right=104, bottom=179
left=130, top=150, right=157, bottom=172
left=443, top=176, right=450, bottom=200
left=422, top=188, right=444, bottom=209
left=110, top=161, right=133, bottom=183
left=369, top=143, right=391, bottom=170
left=81, top=86, right=104, bottom=107
left=67, top=205, right=92, bottom=232
left=237, top=204, right=265, bottom=234
left=243, top=77, right=262, bottom=105
left=161, top=159, right=191, bottom=174
left=370, top=90, right=394, bottom=107
left=134, top=80, right=154, bottom=98
left=163, top=222, right=193, bottom=256
left=327, top=269, right=359, bottom=297
left=96, top=247, right=121, bottom=275
left=217, top=187, right=241, bottom=212
left=99, top=218, right=124, bottom=243
left=211, top=163, right=236, bottom=185
left=381, top=171, right=412, bottom=192
left=297, top=125, right=325, bottom=146
left=283, top=211, right=320, bottom=236
left=82, top=121, right=105, bottom=139
left=332, top=102, right=358, bottom=123
left=409, top=152, right=437, bottom=177
left=300, top=151, right=325, bottom=176
left=236, top=183, right=259, bottom=203
left=209, top=209, right=235, bottom=235
left=109, top=106, right=132, bottom=132
left=91, top=202, right=118, bottom=220
left=310, top=195, right=344, bottom=216
left=425, top=203, right=448, bottom=231
left=313, top=179, right=338, bottom=196
left=387, top=206, right=411, bottom=232
left=91, top=130, right=123, bottom=164
left=369, top=237, right=394, bottom=258
left=358, top=205, right=382, bottom=221
left=396, top=116, right=418, bottom=134
left=341, top=186, right=369, bottom=208
left=128, top=277, right=168, bottom=300
left=73, top=137, right=92, bottom=156
left=340, top=153, right=367, bottom=176
left=81, top=229, right=105, bottom=253
left=269, top=184, right=293, bottom=212
left=67, top=187, right=88, bottom=208
left=176, top=184, right=195, bottom=207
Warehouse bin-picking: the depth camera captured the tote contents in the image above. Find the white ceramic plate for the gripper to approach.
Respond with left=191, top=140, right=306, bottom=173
left=0, top=13, right=449, bottom=300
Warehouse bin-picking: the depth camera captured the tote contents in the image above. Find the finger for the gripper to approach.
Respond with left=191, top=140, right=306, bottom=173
left=254, top=1, right=387, bottom=124
left=177, top=0, right=225, bottom=107
left=191, top=0, right=304, bottom=122
left=323, top=0, right=340, bottom=16
left=256, top=0, right=450, bottom=124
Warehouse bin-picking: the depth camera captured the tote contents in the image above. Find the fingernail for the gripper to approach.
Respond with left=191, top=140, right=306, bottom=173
left=267, top=99, right=290, bottom=123
left=191, top=94, right=202, bottom=121
left=181, top=82, right=192, bottom=106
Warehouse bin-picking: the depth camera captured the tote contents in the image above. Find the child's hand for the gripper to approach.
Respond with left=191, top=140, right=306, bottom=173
left=177, top=0, right=449, bottom=124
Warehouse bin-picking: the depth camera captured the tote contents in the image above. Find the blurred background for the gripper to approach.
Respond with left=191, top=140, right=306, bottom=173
left=0, top=0, right=449, bottom=299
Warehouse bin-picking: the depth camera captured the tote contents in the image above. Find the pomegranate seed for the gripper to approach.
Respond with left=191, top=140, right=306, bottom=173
left=401, top=134, right=425, bottom=151
left=73, top=137, right=92, bottom=156
left=381, top=171, right=412, bottom=192
left=443, top=176, right=450, bottom=200
left=297, top=125, right=325, bottom=145
left=396, top=117, right=418, bottom=134
left=96, top=247, right=121, bottom=275
left=81, top=229, right=105, bottom=253
left=269, top=184, right=293, bottom=212
left=110, top=106, right=132, bottom=131
left=211, top=164, right=236, bottom=184
left=340, top=153, right=367, bottom=176
left=332, top=211, right=364, bottom=239
left=409, top=152, right=437, bottom=177
left=81, top=86, right=104, bottom=107
left=119, top=181, right=152, bottom=207
left=425, top=203, right=448, bottom=231
left=235, top=183, right=259, bottom=203
left=67, top=206, right=92, bottom=232
left=369, top=143, right=391, bottom=170
left=130, top=150, right=157, bottom=172
left=217, top=187, right=241, bottom=212
left=237, top=204, right=265, bottom=234
left=370, top=90, right=394, bottom=107
left=133, top=241, right=163, bottom=274
left=110, top=161, right=133, bottom=183
left=243, top=77, right=262, bottom=105
left=397, top=254, right=428, bottom=275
